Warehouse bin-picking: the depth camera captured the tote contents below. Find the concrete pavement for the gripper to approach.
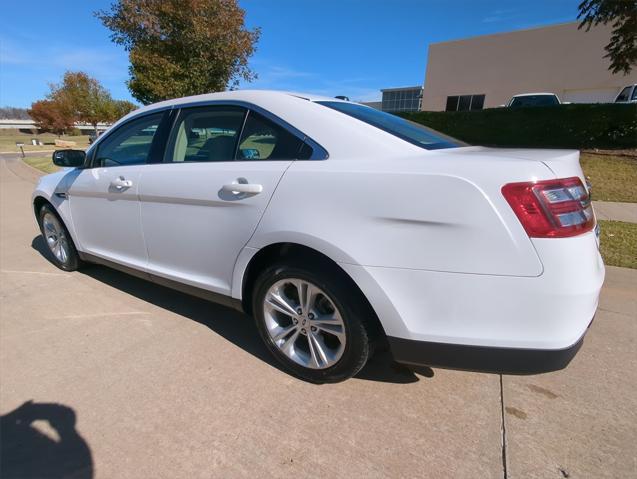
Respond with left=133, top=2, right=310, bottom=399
left=593, top=201, right=637, bottom=223
left=1, top=152, right=635, bottom=478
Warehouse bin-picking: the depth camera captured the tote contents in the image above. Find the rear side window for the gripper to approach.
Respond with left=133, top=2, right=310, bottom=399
left=509, top=95, right=559, bottom=107
left=167, top=106, right=246, bottom=163
left=236, top=111, right=309, bottom=160
left=317, top=101, right=460, bottom=150
left=94, top=113, right=163, bottom=167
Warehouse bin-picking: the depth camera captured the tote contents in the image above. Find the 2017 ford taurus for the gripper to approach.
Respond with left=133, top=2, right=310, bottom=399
left=32, top=90, right=605, bottom=382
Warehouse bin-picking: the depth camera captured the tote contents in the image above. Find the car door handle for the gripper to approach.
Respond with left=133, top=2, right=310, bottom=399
left=110, top=176, right=133, bottom=190
left=222, top=182, right=263, bottom=195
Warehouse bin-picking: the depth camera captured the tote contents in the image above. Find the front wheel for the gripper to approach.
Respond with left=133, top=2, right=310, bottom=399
left=37, top=204, right=82, bottom=271
left=252, top=263, right=372, bottom=383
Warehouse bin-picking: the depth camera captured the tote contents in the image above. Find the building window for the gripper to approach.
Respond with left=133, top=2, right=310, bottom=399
left=445, top=94, right=486, bottom=111
left=381, top=88, right=423, bottom=113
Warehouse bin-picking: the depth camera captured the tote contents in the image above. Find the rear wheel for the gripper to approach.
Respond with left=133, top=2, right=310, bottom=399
left=252, top=263, right=372, bottom=383
left=37, top=204, right=82, bottom=271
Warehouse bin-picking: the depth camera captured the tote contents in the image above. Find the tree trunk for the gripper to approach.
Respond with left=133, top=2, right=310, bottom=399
left=93, top=123, right=98, bottom=136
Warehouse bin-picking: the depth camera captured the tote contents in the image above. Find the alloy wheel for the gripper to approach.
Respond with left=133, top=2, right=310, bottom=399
left=263, top=278, right=346, bottom=369
left=42, top=213, right=69, bottom=264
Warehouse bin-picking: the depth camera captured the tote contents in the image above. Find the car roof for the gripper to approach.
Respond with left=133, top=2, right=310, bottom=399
left=511, top=93, right=558, bottom=97
left=130, top=90, right=348, bottom=114
left=100, top=90, right=423, bottom=160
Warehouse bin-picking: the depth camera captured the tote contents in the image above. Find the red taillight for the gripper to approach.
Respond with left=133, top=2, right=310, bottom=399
left=502, top=177, right=595, bottom=238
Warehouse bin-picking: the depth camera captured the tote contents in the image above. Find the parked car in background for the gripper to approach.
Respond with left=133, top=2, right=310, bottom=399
left=506, top=93, right=562, bottom=107
left=32, top=90, right=604, bottom=383
left=614, top=84, right=637, bottom=103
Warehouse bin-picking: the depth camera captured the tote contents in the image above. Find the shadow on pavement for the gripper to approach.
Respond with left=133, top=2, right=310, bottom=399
left=32, top=235, right=433, bottom=384
left=0, top=401, right=93, bottom=478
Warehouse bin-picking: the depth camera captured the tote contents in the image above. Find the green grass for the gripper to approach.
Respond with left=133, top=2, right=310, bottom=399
left=598, top=220, right=637, bottom=269
left=23, top=155, right=59, bottom=174
left=580, top=153, right=637, bottom=203
left=0, top=132, right=90, bottom=152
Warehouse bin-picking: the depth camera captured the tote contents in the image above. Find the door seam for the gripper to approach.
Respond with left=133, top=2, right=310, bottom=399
left=229, top=160, right=296, bottom=291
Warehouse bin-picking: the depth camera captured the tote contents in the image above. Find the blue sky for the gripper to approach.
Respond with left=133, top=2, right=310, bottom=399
left=0, top=0, right=581, bottom=107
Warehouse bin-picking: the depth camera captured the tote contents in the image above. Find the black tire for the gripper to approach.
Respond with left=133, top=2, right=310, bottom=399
left=252, top=262, right=372, bottom=383
left=37, top=204, right=82, bottom=272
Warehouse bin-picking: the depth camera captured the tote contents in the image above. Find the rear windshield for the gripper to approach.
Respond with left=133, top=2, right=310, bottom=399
left=316, top=101, right=460, bottom=150
left=509, top=95, right=559, bottom=107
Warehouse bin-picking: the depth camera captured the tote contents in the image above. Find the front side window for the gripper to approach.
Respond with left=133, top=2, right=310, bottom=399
left=94, top=113, right=163, bottom=167
left=632, top=86, right=637, bottom=101
left=318, top=101, right=460, bottom=150
left=167, top=106, right=246, bottom=163
left=615, top=86, right=631, bottom=102
left=236, top=111, right=309, bottom=160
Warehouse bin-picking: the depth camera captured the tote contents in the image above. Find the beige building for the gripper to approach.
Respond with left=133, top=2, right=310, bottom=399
left=421, top=22, right=637, bottom=111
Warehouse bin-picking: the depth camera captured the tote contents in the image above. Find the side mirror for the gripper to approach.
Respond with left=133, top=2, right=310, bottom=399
left=52, top=149, right=86, bottom=168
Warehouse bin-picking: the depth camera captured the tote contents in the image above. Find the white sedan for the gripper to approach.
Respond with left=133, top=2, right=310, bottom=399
left=33, top=90, right=604, bottom=382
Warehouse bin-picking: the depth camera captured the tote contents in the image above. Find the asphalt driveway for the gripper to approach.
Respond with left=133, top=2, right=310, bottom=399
left=1, top=152, right=635, bottom=478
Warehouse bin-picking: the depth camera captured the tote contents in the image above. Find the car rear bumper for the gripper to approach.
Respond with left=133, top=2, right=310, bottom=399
left=339, top=231, right=604, bottom=370
left=387, top=317, right=592, bottom=374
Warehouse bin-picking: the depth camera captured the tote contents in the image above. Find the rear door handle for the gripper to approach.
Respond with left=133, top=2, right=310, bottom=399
left=222, top=182, right=263, bottom=195
left=110, top=176, right=133, bottom=190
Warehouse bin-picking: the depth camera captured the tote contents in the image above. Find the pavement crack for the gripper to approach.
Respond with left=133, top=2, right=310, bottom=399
left=500, top=374, right=509, bottom=479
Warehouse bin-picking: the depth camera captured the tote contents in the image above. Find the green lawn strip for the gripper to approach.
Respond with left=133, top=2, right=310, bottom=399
left=598, top=220, right=637, bottom=269
left=0, top=133, right=90, bottom=152
left=23, top=155, right=59, bottom=174
left=581, top=153, right=637, bottom=203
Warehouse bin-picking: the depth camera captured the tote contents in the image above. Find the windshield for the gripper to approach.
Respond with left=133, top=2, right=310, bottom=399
left=509, top=95, right=559, bottom=107
left=316, top=101, right=461, bottom=150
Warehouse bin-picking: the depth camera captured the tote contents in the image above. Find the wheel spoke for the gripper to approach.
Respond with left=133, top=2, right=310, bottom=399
left=280, top=329, right=301, bottom=355
left=308, top=331, right=328, bottom=367
left=315, top=321, right=345, bottom=340
left=58, top=241, right=68, bottom=262
left=265, top=291, right=298, bottom=318
left=271, top=324, right=296, bottom=342
left=296, top=280, right=316, bottom=315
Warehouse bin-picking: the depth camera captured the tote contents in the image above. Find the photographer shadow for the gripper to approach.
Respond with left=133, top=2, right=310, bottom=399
left=0, top=400, right=93, bottom=478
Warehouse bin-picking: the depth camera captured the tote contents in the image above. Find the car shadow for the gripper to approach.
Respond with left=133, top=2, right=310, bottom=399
left=0, top=401, right=93, bottom=478
left=32, top=235, right=434, bottom=384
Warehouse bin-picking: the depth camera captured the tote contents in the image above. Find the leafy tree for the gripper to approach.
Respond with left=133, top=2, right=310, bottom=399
left=578, top=0, right=637, bottom=75
left=109, top=99, right=138, bottom=122
left=27, top=100, right=74, bottom=136
left=96, top=0, right=260, bottom=104
left=50, top=72, right=115, bottom=135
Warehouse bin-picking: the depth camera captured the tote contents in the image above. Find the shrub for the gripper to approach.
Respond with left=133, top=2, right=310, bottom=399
left=400, top=104, right=637, bottom=149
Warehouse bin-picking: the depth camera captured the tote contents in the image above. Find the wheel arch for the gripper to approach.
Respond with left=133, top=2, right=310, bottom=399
left=33, top=195, right=52, bottom=219
left=238, top=242, right=387, bottom=341
left=32, top=194, right=82, bottom=252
